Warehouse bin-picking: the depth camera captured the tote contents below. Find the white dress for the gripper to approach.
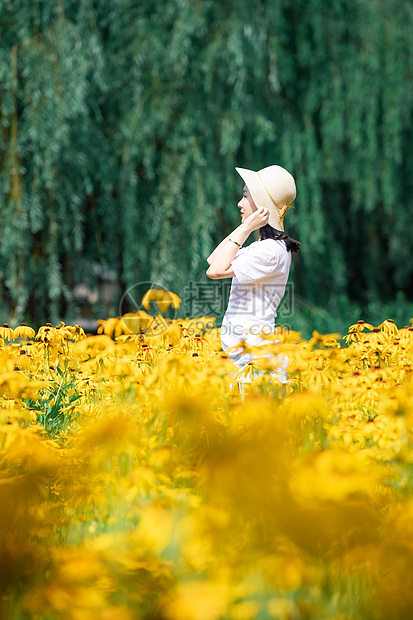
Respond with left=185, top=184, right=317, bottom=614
left=220, top=238, right=291, bottom=383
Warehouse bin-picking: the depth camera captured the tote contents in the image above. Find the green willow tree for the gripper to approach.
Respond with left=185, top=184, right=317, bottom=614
left=0, top=0, right=412, bottom=326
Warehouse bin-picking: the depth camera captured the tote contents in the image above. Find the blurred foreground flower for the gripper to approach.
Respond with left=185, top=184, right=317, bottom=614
left=142, top=289, right=181, bottom=313
left=0, top=314, right=413, bottom=620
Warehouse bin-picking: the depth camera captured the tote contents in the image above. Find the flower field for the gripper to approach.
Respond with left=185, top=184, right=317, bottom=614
left=1, top=308, right=413, bottom=619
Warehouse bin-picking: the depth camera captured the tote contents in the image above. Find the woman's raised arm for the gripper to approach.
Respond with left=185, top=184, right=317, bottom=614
left=206, top=208, right=269, bottom=278
left=206, top=225, right=244, bottom=265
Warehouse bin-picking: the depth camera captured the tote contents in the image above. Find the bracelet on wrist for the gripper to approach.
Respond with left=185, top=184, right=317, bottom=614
left=228, top=238, right=242, bottom=248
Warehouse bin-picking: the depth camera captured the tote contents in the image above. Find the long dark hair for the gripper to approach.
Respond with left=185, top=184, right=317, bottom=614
left=259, top=224, right=301, bottom=253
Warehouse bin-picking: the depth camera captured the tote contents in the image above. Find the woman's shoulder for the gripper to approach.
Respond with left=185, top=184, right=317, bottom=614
left=249, top=238, right=287, bottom=256
left=248, top=238, right=274, bottom=249
left=240, top=239, right=286, bottom=267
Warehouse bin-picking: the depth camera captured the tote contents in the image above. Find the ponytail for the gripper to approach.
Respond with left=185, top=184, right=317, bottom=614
left=259, top=224, right=301, bottom=253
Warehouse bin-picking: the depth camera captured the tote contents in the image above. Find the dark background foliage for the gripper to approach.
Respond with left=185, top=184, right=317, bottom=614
left=1, top=0, right=412, bottom=333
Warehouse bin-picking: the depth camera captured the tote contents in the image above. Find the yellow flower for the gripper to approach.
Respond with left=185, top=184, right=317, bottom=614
left=54, top=322, right=77, bottom=340
left=118, top=311, right=152, bottom=334
left=69, top=324, right=86, bottom=340
left=142, top=288, right=181, bottom=313
left=0, top=323, right=15, bottom=340
left=348, top=320, right=374, bottom=332
left=166, top=579, right=234, bottom=620
left=378, top=318, right=399, bottom=336
left=230, top=600, right=260, bottom=620
left=13, top=323, right=36, bottom=340
left=268, top=598, right=300, bottom=619
left=74, top=334, right=115, bottom=356
left=361, top=328, right=387, bottom=347
left=290, top=449, right=380, bottom=503
left=96, top=317, right=121, bottom=338
left=168, top=291, right=182, bottom=309
left=344, top=331, right=361, bottom=344
left=309, top=330, right=341, bottom=348
left=131, top=507, right=173, bottom=554
left=162, top=322, right=183, bottom=346
left=35, top=323, right=67, bottom=343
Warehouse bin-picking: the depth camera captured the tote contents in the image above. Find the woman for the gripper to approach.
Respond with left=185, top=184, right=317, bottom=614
left=206, top=165, right=300, bottom=384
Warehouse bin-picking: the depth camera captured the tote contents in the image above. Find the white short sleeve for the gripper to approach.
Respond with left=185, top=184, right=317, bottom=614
left=231, top=240, right=284, bottom=284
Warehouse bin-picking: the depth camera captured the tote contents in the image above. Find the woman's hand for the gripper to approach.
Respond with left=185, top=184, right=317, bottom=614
left=242, top=206, right=270, bottom=232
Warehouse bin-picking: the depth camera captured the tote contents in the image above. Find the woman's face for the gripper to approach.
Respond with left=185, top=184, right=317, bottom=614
left=238, top=185, right=257, bottom=223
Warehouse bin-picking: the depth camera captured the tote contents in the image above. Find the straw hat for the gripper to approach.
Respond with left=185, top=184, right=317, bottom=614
left=236, top=165, right=296, bottom=231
